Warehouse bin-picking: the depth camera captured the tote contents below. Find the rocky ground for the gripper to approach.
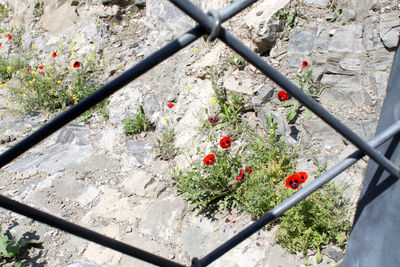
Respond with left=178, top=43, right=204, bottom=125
left=0, top=0, right=399, bottom=266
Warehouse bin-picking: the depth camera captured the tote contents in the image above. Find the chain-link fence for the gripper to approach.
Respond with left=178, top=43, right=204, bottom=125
left=0, top=0, right=399, bottom=266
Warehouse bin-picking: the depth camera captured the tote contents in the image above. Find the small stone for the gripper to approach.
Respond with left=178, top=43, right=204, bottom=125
left=324, top=247, right=344, bottom=262
left=256, top=10, right=263, bottom=16
left=135, top=0, right=146, bottom=8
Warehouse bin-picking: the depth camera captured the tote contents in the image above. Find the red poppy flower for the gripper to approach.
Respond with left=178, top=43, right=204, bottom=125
left=52, top=52, right=57, bottom=58
left=302, top=60, right=309, bottom=68
left=245, top=168, right=253, bottom=173
left=232, top=220, right=237, bottom=223
left=277, top=90, right=290, bottom=102
left=40, top=71, right=44, bottom=75
left=0, top=42, right=2, bottom=49
left=220, top=136, right=232, bottom=149
left=236, top=169, right=245, bottom=182
left=236, top=175, right=244, bottom=182
left=203, top=154, right=215, bottom=165
left=26, top=67, right=30, bottom=72
left=297, top=172, right=308, bottom=183
left=167, top=103, right=174, bottom=109
left=285, top=173, right=300, bottom=190
left=73, top=61, right=81, bottom=68
left=208, top=116, right=219, bottom=124
left=38, top=65, right=44, bottom=69
left=7, top=34, right=11, bottom=40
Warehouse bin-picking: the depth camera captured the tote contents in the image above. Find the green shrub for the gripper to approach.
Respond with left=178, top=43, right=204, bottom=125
left=0, top=55, right=26, bottom=82
left=0, top=4, right=9, bottom=23
left=276, top=183, right=351, bottom=255
left=8, top=57, right=107, bottom=119
left=123, top=104, right=153, bottom=135
left=173, top=113, right=350, bottom=254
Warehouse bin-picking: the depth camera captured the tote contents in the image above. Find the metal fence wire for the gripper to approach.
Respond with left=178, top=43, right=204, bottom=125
left=0, top=0, right=399, bottom=266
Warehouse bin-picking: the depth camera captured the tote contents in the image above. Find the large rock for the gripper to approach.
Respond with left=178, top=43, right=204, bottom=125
left=41, top=0, right=80, bottom=34
left=244, top=0, right=290, bottom=55
left=124, top=140, right=154, bottom=165
left=5, top=124, right=91, bottom=175
left=379, top=12, right=400, bottom=50
left=303, top=0, right=330, bottom=8
left=140, top=197, right=185, bottom=240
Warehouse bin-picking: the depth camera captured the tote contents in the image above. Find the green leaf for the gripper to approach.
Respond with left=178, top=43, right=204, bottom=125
left=14, top=262, right=22, bottom=267
left=286, top=105, right=298, bottom=122
left=6, top=241, right=20, bottom=257
left=0, top=235, right=8, bottom=257
left=336, top=232, right=346, bottom=244
left=304, top=108, right=312, bottom=120
left=316, top=247, right=322, bottom=264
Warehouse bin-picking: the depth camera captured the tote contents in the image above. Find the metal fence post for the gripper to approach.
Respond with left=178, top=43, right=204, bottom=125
left=343, top=42, right=400, bottom=266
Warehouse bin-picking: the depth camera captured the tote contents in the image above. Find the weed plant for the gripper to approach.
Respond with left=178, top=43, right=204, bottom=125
left=0, top=55, right=26, bottom=82
left=0, top=225, right=43, bottom=266
left=2, top=31, right=109, bottom=120
left=174, top=108, right=351, bottom=255
left=123, top=104, right=153, bottom=135
left=0, top=4, right=9, bottom=23
left=156, top=128, right=177, bottom=160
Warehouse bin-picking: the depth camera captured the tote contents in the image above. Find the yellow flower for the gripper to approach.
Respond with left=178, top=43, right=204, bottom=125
left=57, top=80, right=62, bottom=84
left=29, top=81, right=33, bottom=85
left=193, top=47, right=199, bottom=54
left=69, top=36, right=73, bottom=39
left=100, top=63, right=103, bottom=67
left=113, top=22, right=117, bottom=26
left=59, top=43, right=64, bottom=48
left=70, top=55, right=75, bottom=59
left=104, top=58, right=109, bottom=62
left=31, top=44, right=35, bottom=48
left=31, top=71, right=36, bottom=75
left=32, top=78, right=36, bottom=82
left=71, top=47, right=76, bottom=51
left=67, top=66, right=72, bottom=70
left=33, top=90, right=37, bottom=94
left=6, top=66, right=12, bottom=71
left=0, top=112, right=2, bottom=116
left=78, top=35, right=82, bottom=39
left=23, top=94, right=27, bottom=98
left=128, top=10, right=131, bottom=14
left=20, top=72, right=24, bottom=77
left=72, top=40, right=77, bottom=44
left=211, top=62, right=215, bottom=66
left=163, top=115, right=168, bottom=121
left=47, top=66, right=51, bottom=70
left=97, top=23, right=101, bottom=27
left=88, top=56, right=92, bottom=61
left=185, top=85, right=191, bottom=91
left=269, top=129, right=275, bottom=135
left=57, top=49, right=61, bottom=54
left=72, top=94, right=78, bottom=104
left=209, top=97, right=217, bottom=103
left=47, top=77, right=51, bottom=80
left=118, top=63, right=122, bottom=67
